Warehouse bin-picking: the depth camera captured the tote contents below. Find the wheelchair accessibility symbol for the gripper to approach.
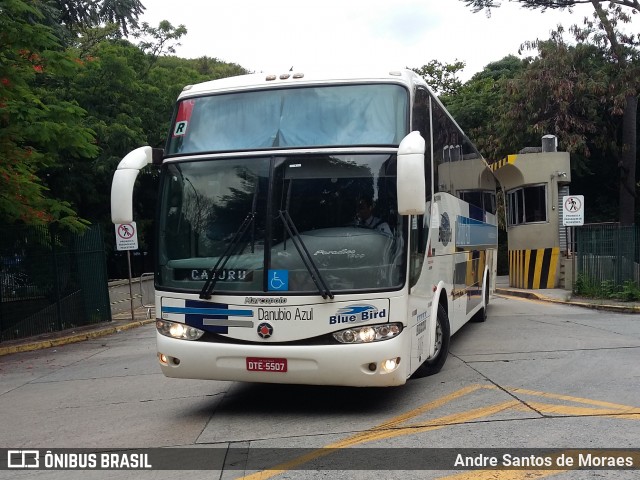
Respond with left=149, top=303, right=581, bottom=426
left=268, top=270, right=289, bottom=291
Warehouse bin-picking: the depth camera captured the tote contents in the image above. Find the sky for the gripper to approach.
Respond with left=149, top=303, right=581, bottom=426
left=138, top=0, right=596, bottom=81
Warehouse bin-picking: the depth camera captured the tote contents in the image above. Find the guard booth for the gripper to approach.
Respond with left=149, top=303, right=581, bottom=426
left=491, top=135, right=572, bottom=289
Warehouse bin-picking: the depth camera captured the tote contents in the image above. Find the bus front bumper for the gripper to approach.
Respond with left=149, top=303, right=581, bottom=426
left=156, top=332, right=410, bottom=387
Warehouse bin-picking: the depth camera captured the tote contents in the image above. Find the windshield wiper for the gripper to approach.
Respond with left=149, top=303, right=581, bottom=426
left=278, top=210, right=334, bottom=300
left=199, top=212, right=255, bottom=299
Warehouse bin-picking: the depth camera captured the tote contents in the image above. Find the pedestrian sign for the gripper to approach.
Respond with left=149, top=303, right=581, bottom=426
left=115, top=222, right=139, bottom=251
left=562, top=195, right=584, bottom=226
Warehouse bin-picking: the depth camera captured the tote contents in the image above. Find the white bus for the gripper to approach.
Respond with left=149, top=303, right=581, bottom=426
left=111, top=69, right=497, bottom=387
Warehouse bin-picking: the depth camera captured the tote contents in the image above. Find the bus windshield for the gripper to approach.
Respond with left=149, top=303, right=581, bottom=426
left=157, top=154, right=406, bottom=294
left=167, top=84, right=408, bottom=154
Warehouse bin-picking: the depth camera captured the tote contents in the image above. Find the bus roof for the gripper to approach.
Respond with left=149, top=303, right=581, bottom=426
left=178, top=68, right=427, bottom=99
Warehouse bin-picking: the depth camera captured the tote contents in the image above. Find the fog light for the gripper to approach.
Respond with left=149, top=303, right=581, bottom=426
left=158, top=353, right=168, bottom=365
left=382, top=357, right=400, bottom=373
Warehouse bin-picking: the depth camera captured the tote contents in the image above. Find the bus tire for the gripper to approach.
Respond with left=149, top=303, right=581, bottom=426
left=411, top=304, right=451, bottom=379
left=471, top=275, right=489, bottom=323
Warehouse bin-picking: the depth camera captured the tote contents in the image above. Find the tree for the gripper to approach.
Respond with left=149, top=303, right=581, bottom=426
left=54, top=24, right=248, bottom=258
left=51, top=0, right=145, bottom=36
left=0, top=0, right=98, bottom=230
left=462, top=0, right=640, bottom=224
left=510, top=32, right=623, bottom=220
left=411, top=59, right=466, bottom=96
left=462, top=0, right=640, bottom=12
left=442, top=55, right=526, bottom=160
left=133, top=20, right=187, bottom=77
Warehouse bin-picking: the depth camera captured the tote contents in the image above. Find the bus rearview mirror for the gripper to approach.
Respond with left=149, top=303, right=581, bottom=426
left=111, top=146, right=154, bottom=224
left=397, top=131, right=426, bottom=215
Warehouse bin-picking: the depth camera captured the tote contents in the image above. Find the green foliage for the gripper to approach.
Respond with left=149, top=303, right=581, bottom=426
left=442, top=55, right=526, bottom=161
left=0, top=0, right=96, bottom=231
left=462, top=1, right=640, bottom=14
left=134, top=20, right=188, bottom=61
left=459, top=0, right=640, bottom=225
left=1, top=0, right=248, bottom=240
left=51, top=0, right=145, bottom=36
left=574, top=275, right=603, bottom=297
left=411, top=59, right=466, bottom=96
left=574, top=275, right=640, bottom=301
left=514, top=32, right=613, bottom=161
left=619, top=280, right=640, bottom=301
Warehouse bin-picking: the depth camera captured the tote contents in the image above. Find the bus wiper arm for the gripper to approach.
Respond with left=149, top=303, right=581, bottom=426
left=278, top=210, right=334, bottom=300
left=199, top=212, right=255, bottom=299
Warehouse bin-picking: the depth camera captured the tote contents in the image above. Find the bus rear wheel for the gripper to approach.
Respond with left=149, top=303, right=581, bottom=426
left=411, top=304, right=451, bottom=379
left=472, top=275, right=489, bottom=323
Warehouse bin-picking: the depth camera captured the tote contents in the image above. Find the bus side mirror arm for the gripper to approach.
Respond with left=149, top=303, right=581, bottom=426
left=397, top=131, right=426, bottom=215
left=152, top=147, right=164, bottom=165
left=111, top=146, right=157, bottom=224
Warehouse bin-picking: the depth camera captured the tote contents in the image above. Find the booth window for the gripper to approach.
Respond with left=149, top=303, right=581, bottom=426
left=507, top=184, right=547, bottom=226
left=458, top=190, right=497, bottom=215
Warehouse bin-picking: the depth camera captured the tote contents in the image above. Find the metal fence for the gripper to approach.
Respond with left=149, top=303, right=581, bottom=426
left=575, top=224, right=640, bottom=289
left=0, top=224, right=111, bottom=342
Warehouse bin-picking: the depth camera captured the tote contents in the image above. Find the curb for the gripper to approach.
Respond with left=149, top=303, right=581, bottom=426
left=495, top=288, right=640, bottom=314
left=0, top=318, right=156, bottom=357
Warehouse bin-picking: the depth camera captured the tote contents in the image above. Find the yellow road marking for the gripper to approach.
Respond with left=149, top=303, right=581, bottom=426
left=515, top=402, right=640, bottom=420
left=494, top=293, right=551, bottom=306
left=372, top=384, right=484, bottom=430
left=236, top=385, right=640, bottom=480
left=437, top=470, right=564, bottom=480
left=239, top=385, right=485, bottom=480
left=361, top=400, right=521, bottom=442
left=436, top=449, right=640, bottom=480
left=506, top=387, right=640, bottom=411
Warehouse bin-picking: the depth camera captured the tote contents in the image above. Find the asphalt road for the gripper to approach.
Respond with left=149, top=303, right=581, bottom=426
left=0, top=293, right=639, bottom=479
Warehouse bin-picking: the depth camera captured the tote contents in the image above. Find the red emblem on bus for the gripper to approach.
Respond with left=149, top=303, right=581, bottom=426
left=257, top=322, right=273, bottom=339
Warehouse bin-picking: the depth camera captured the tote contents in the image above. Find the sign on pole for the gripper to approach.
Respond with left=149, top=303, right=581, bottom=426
left=115, top=222, right=139, bottom=251
left=114, top=222, right=138, bottom=321
left=562, top=195, right=585, bottom=227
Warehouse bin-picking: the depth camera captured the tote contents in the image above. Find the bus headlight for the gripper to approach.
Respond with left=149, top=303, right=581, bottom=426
left=332, top=323, right=402, bottom=344
left=156, top=319, right=204, bottom=340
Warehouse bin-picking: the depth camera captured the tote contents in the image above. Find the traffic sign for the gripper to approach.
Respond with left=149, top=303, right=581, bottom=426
left=562, top=195, right=584, bottom=226
left=115, top=222, right=139, bottom=250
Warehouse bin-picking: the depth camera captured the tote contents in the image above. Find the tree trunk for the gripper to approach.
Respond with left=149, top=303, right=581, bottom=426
left=619, top=95, right=637, bottom=226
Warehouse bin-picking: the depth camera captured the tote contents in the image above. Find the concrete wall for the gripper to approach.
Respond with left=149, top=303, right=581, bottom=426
left=492, top=151, right=571, bottom=288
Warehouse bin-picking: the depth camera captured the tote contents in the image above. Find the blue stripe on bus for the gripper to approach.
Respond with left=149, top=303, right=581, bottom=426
left=455, top=216, right=497, bottom=248
left=162, top=306, right=253, bottom=317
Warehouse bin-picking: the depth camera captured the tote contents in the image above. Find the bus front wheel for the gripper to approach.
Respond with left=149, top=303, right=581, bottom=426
left=411, top=304, right=451, bottom=378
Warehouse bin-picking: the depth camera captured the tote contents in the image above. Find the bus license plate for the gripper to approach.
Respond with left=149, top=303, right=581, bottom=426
left=246, top=357, right=287, bottom=373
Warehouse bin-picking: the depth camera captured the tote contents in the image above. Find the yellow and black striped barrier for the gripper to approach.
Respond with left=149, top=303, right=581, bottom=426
left=489, top=154, right=517, bottom=172
left=509, top=247, right=559, bottom=289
